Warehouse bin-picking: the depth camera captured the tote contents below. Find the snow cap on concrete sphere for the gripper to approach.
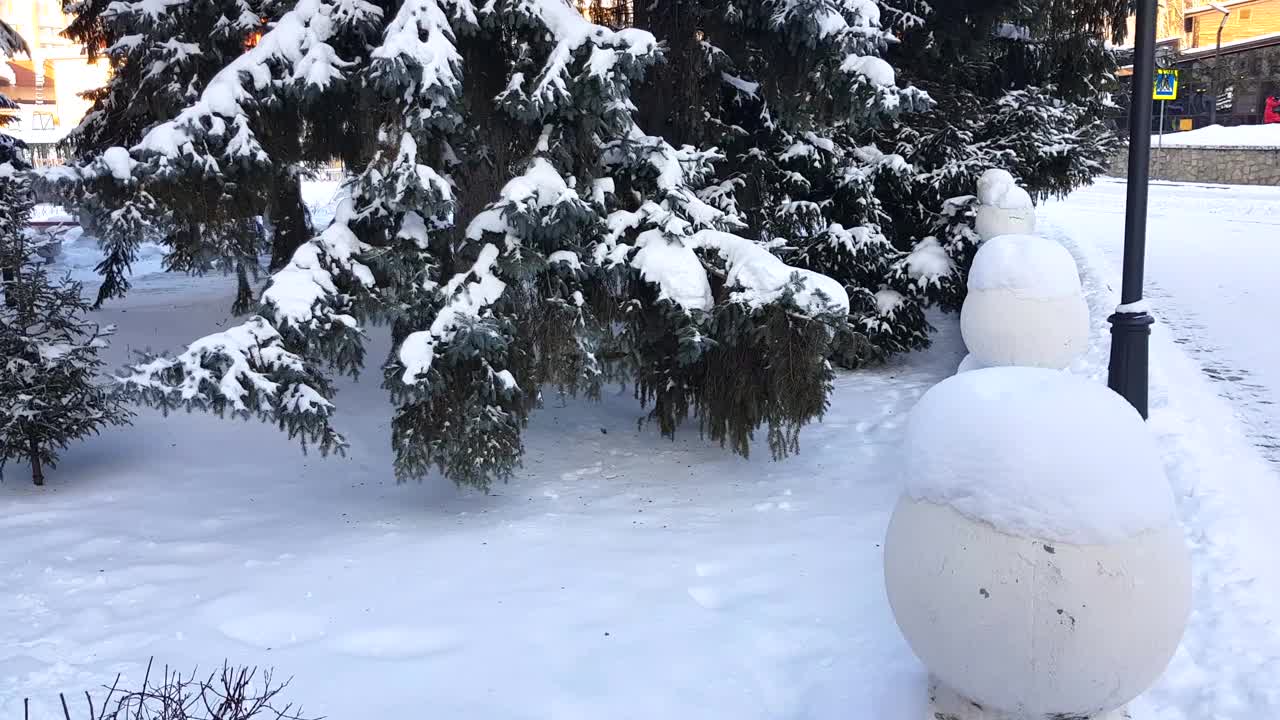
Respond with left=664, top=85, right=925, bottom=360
left=976, top=168, right=1033, bottom=210
left=903, top=367, right=1177, bottom=545
left=967, top=234, right=1082, bottom=299
left=955, top=353, right=989, bottom=374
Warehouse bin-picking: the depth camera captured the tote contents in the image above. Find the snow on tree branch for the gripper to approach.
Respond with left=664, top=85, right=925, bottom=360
left=260, top=200, right=374, bottom=372
left=393, top=154, right=595, bottom=384
left=602, top=132, right=848, bottom=319
left=118, top=316, right=347, bottom=455
left=629, top=228, right=851, bottom=317
left=630, top=229, right=714, bottom=311
left=693, top=229, right=850, bottom=315
left=465, top=156, right=588, bottom=246
left=132, top=0, right=379, bottom=171
left=114, top=197, right=377, bottom=460
left=397, top=242, right=506, bottom=383
left=0, top=18, right=29, bottom=58
left=368, top=0, right=475, bottom=119
left=769, top=0, right=883, bottom=40
left=355, top=132, right=454, bottom=226
left=493, top=0, right=659, bottom=120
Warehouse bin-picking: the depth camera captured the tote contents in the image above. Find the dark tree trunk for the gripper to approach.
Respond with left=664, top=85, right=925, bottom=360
left=451, top=33, right=537, bottom=266
left=1, top=266, right=14, bottom=308
left=631, top=1, right=706, bottom=147
left=28, top=435, right=43, bottom=486
left=267, top=170, right=311, bottom=272
left=232, top=260, right=254, bottom=315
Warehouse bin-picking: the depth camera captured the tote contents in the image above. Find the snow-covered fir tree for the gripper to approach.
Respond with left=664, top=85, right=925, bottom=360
left=0, top=19, right=27, bottom=167
left=0, top=167, right=132, bottom=486
left=0, top=17, right=29, bottom=299
left=99, top=0, right=933, bottom=489
left=615, top=0, right=952, bottom=364
left=51, top=0, right=316, bottom=310
left=881, top=0, right=1123, bottom=236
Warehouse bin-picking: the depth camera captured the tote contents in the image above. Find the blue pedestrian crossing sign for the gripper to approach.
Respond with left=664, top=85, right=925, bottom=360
left=1153, top=69, right=1179, bottom=101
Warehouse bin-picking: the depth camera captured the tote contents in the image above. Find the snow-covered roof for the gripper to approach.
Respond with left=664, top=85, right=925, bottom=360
left=1109, top=36, right=1184, bottom=52
left=1185, top=0, right=1260, bottom=16
left=1178, top=30, right=1280, bottom=56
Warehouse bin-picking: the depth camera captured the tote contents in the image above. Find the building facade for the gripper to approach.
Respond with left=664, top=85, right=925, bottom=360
left=0, top=0, right=108, bottom=159
left=1119, top=0, right=1280, bottom=129
left=1122, top=0, right=1280, bottom=49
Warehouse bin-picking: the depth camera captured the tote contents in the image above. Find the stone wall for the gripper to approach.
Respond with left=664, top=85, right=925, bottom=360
left=1107, top=146, right=1280, bottom=185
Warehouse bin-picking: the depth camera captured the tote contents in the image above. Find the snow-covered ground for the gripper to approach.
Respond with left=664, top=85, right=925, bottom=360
left=1, top=181, right=1278, bottom=719
left=1049, top=217, right=1280, bottom=719
left=1151, top=123, right=1280, bottom=148
left=1042, top=179, right=1280, bottom=465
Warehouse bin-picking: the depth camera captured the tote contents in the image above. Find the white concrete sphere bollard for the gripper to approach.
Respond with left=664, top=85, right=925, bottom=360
left=955, top=353, right=988, bottom=374
left=884, top=367, right=1191, bottom=720
left=960, top=234, right=1089, bottom=369
left=975, top=169, right=1036, bottom=241
left=975, top=204, right=1036, bottom=241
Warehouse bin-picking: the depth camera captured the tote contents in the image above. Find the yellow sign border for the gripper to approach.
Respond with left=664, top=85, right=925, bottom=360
left=1153, top=69, right=1179, bottom=101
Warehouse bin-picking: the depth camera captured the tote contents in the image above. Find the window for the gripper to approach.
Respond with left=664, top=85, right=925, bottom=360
left=1185, top=17, right=1195, bottom=34
left=32, top=113, right=54, bottom=130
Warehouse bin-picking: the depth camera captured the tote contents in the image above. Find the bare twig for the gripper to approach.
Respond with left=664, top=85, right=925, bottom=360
left=27, top=658, right=318, bottom=720
left=97, top=673, right=122, bottom=720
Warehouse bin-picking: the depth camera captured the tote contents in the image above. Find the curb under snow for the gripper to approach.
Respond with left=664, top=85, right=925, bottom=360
left=1046, top=217, right=1280, bottom=719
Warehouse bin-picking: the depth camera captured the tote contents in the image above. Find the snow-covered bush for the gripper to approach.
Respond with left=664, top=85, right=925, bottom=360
left=885, top=367, right=1190, bottom=719
left=0, top=168, right=132, bottom=485
left=960, top=234, right=1088, bottom=369
left=87, top=0, right=917, bottom=489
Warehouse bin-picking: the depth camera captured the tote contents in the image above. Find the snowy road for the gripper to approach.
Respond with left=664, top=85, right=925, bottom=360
left=1042, top=179, right=1280, bottom=465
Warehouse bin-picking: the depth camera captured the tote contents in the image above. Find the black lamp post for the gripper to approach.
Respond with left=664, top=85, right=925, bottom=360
left=1108, top=0, right=1158, bottom=419
left=1209, top=5, right=1231, bottom=126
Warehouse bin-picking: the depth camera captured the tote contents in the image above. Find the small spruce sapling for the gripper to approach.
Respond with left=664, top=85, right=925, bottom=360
left=0, top=169, right=132, bottom=486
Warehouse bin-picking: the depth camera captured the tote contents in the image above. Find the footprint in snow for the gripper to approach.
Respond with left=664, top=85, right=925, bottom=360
left=687, top=586, right=727, bottom=610
left=695, top=562, right=724, bottom=578
left=331, top=627, right=459, bottom=659
left=559, top=464, right=603, bottom=482
left=687, top=563, right=778, bottom=611
left=218, top=611, right=328, bottom=649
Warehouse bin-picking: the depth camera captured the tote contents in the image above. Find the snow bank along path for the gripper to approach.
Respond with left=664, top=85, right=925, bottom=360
left=1150, top=123, right=1280, bottom=148
left=1047, top=217, right=1280, bottom=720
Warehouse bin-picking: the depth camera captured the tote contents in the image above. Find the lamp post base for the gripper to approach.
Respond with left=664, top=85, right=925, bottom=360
left=1107, top=311, right=1156, bottom=419
left=928, top=678, right=1132, bottom=720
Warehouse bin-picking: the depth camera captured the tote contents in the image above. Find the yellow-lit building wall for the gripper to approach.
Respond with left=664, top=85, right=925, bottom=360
left=0, top=0, right=108, bottom=141
left=1185, top=0, right=1280, bottom=48
left=1122, top=0, right=1280, bottom=49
